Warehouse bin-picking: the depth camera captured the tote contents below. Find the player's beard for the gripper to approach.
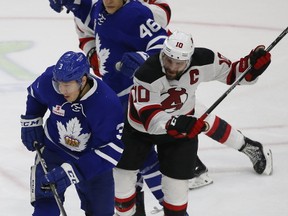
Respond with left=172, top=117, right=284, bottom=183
left=165, top=69, right=183, bottom=80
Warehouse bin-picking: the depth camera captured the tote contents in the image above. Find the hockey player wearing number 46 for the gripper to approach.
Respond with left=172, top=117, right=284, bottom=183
left=113, top=31, right=273, bottom=216
left=20, top=51, right=124, bottom=216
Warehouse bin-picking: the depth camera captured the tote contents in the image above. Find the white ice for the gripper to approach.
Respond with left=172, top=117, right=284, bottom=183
left=0, top=0, right=287, bottom=215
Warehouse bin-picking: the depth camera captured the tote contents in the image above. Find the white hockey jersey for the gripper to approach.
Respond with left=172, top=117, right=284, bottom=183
left=128, top=48, right=256, bottom=135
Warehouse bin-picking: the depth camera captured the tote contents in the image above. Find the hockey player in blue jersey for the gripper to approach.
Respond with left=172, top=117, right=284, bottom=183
left=20, top=51, right=124, bottom=216
left=48, top=0, right=173, bottom=214
left=90, top=0, right=168, bottom=107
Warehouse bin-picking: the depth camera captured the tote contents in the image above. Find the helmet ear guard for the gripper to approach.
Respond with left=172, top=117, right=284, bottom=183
left=162, top=31, right=195, bottom=61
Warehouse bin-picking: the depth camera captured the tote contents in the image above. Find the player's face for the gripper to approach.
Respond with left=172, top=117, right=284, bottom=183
left=55, top=80, right=82, bottom=102
left=103, top=0, right=124, bottom=14
left=162, top=54, right=188, bottom=80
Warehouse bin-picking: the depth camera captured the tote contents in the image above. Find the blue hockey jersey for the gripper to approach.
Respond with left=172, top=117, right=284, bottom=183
left=89, top=0, right=168, bottom=105
left=24, top=66, right=124, bottom=180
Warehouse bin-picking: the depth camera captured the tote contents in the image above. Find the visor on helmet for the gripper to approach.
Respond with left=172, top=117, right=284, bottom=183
left=52, top=79, right=82, bottom=95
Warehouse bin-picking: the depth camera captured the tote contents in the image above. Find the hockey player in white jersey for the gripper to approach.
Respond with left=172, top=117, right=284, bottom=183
left=113, top=31, right=273, bottom=216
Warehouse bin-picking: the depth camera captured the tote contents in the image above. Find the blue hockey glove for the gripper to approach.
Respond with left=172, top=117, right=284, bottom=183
left=246, top=45, right=271, bottom=81
left=41, top=163, right=82, bottom=196
left=117, top=52, right=149, bottom=78
left=20, top=115, right=44, bottom=151
left=49, top=0, right=64, bottom=13
left=49, top=0, right=79, bottom=13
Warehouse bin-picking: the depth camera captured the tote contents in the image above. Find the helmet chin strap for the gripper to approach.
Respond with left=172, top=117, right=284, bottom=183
left=73, top=77, right=89, bottom=102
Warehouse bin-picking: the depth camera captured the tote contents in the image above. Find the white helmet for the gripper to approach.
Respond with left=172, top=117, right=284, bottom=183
left=162, top=31, right=195, bottom=61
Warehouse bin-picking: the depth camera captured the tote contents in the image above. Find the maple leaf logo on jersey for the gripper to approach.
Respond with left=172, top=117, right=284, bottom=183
left=95, top=33, right=110, bottom=76
left=57, top=117, right=90, bottom=152
left=161, top=88, right=188, bottom=113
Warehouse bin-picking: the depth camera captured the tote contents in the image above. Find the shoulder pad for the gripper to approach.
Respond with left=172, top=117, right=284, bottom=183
left=191, top=48, right=215, bottom=66
left=135, top=54, right=164, bottom=84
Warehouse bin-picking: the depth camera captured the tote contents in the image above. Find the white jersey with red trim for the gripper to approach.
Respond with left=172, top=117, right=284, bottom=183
left=139, top=0, right=171, bottom=27
left=128, top=48, right=256, bottom=135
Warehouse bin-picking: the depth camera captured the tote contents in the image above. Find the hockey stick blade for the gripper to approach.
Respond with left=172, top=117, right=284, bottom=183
left=34, top=142, right=68, bottom=216
left=200, top=26, right=288, bottom=120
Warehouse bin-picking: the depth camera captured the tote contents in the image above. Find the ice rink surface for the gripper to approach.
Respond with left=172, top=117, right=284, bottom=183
left=0, top=0, right=287, bottom=215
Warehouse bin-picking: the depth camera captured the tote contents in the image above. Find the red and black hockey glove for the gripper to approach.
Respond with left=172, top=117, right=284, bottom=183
left=246, top=45, right=271, bottom=81
left=166, top=115, right=208, bottom=139
left=87, top=47, right=101, bottom=77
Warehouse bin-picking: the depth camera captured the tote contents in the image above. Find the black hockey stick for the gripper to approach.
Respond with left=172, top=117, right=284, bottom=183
left=34, top=142, right=68, bottom=216
left=199, top=26, right=288, bottom=121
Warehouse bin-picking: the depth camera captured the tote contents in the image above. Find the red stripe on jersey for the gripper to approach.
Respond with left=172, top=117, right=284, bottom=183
left=206, top=116, right=232, bottom=144
left=128, top=95, right=143, bottom=124
left=138, top=104, right=163, bottom=130
left=79, top=37, right=95, bottom=50
left=219, top=123, right=231, bottom=143
left=226, top=61, right=238, bottom=85
left=206, top=116, right=220, bottom=137
left=115, top=192, right=136, bottom=212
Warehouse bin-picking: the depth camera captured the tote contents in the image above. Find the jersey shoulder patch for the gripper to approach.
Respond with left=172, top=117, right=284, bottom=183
left=191, top=47, right=215, bottom=66
left=135, top=54, right=164, bottom=84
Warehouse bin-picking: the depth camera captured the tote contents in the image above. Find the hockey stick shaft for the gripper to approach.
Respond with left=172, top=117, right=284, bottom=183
left=34, top=142, right=68, bottom=216
left=200, top=26, right=288, bottom=121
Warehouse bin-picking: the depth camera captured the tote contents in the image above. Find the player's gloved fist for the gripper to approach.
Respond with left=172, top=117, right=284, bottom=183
left=49, top=0, right=64, bottom=13
left=166, top=115, right=207, bottom=139
left=49, top=0, right=79, bottom=13
left=41, top=162, right=82, bottom=196
left=187, top=117, right=208, bottom=139
left=87, top=47, right=100, bottom=76
left=117, top=52, right=149, bottom=78
left=246, top=45, right=271, bottom=81
left=20, top=115, right=44, bottom=151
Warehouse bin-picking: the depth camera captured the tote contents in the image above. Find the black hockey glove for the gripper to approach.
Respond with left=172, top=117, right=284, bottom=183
left=20, top=115, right=44, bottom=151
left=246, top=45, right=271, bottom=81
left=166, top=115, right=208, bottom=139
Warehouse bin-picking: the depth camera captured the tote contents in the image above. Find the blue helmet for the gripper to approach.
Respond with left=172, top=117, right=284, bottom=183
left=53, top=51, right=90, bottom=83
